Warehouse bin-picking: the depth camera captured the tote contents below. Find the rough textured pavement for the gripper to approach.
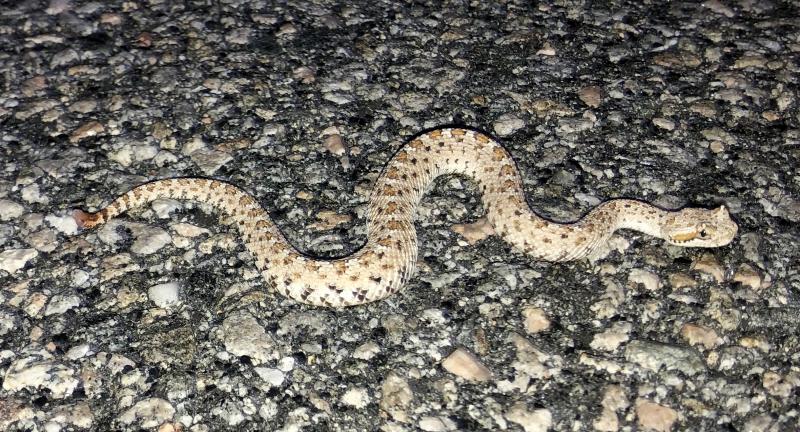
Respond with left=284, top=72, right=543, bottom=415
left=1, top=1, right=798, bottom=431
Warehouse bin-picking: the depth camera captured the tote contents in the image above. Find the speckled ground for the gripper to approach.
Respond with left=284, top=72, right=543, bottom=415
left=1, top=1, right=798, bottom=431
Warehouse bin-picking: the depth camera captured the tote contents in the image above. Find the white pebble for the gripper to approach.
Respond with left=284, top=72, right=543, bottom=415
left=254, top=367, right=285, bottom=387
left=222, top=313, right=276, bottom=365
left=150, top=199, right=182, bottom=219
left=340, top=387, right=370, bottom=409
left=97, top=220, right=125, bottom=245
left=2, top=357, right=79, bottom=399
left=505, top=403, right=553, bottom=432
left=71, top=269, right=90, bottom=286
left=118, top=398, right=175, bottom=428
left=0, top=248, right=38, bottom=273
left=493, top=114, right=525, bottom=136
left=108, top=146, right=132, bottom=167
left=45, top=213, right=80, bottom=235
left=21, top=183, right=49, bottom=204
left=419, top=416, right=457, bottom=432
left=590, top=322, right=632, bottom=351
left=652, top=117, right=676, bottom=130
left=441, top=348, right=492, bottom=381
left=323, top=133, right=346, bottom=156
left=147, top=282, right=180, bottom=308
left=132, top=144, right=158, bottom=161
left=45, top=294, right=80, bottom=316
left=258, top=400, right=279, bottom=420
left=130, top=225, right=171, bottom=255
left=628, top=268, right=661, bottom=292
left=278, top=356, right=295, bottom=372
left=635, top=399, right=677, bottom=432
left=190, top=149, right=233, bottom=175
left=0, top=199, right=24, bottom=221
left=170, top=222, right=209, bottom=237
left=66, top=343, right=91, bottom=360
left=323, top=93, right=354, bottom=105
left=522, top=306, right=551, bottom=334
left=353, top=341, right=380, bottom=360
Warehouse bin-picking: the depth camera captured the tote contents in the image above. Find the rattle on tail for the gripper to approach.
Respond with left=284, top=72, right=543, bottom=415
left=74, top=128, right=737, bottom=306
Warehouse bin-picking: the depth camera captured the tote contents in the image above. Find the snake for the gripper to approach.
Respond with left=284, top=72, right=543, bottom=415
left=74, top=128, right=738, bottom=307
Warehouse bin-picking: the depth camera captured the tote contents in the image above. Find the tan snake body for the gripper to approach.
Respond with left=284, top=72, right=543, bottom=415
left=75, top=128, right=737, bottom=306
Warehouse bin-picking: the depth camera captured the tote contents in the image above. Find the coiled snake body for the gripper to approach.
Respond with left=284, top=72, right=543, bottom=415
left=75, top=128, right=737, bottom=306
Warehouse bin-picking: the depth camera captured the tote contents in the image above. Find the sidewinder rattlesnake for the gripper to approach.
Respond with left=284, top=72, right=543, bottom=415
left=74, top=128, right=738, bottom=306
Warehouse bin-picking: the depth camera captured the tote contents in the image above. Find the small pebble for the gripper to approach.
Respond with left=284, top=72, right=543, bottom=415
left=590, top=322, right=632, bottom=352
left=441, top=348, right=492, bottom=381
left=147, top=282, right=180, bottom=308
left=170, top=222, right=209, bottom=238
left=24, top=292, right=48, bottom=317
left=578, top=86, right=604, bottom=107
left=668, top=273, right=697, bottom=290
left=69, top=121, right=105, bottom=143
left=44, top=294, right=80, bottom=316
left=0, top=248, right=38, bottom=273
left=704, top=0, right=735, bottom=17
left=0, top=199, right=24, bottom=221
left=129, top=225, right=171, bottom=255
left=380, top=373, right=413, bottom=423
left=690, top=253, right=725, bottom=283
left=276, top=22, right=297, bottom=37
left=21, top=76, right=47, bottom=96
left=323, top=132, right=346, bottom=156
left=118, top=398, right=175, bottom=428
left=628, top=268, right=661, bottom=291
left=451, top=217, right=495, bottom=245
left=536, top=42, right=556, bottom=56
left=190, top=149, right=233, bottom=175
left=309, top=211, right=352, bottom=231
left=689, top=101, right=717, bottom=118
left=594, top=384, right=629, bottom=431
left=521, top=306, right=551, bottom=334
left=680, top=323, right=721, bottom=350
left=340, top=387, right=370, bottom=409
left=352, top=341, right=380, bottom=360
left=493, top=114, right=525, bottom=137
left=221, top=313, right=276, bottom=365
left=293, top=66, right=316, bottom=83
left=652, top=117, right=675, bottom=130
left=505, top=402, right=552, bottom=432
left=254, top=367, right=285, bottom=387
left=69, top=99, right=97, bottom=113
left=3, top=357, right=79, bottom=398
left=732, top=264, right=762, bottom=290
left=419, top=416, right=457, bottom=432
left=653, top=51, right=701, bottom=68
left=45, top=213, right=80, bottom=235
left=738, top=336, right=771, bottom=352
left=708, top=141, right=725, bottom=153
left=734, top=54, right=768, bottom=69
left=100, top=12, right=122, bottom=25
left=625, top=340, right=704, bottom=376
left=635, top=399, right=678, bottom=432
left=21, top=184, right=49, bottom=204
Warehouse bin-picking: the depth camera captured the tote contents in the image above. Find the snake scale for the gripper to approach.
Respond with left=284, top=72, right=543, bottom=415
left=74, top=128, right=738, bottom=306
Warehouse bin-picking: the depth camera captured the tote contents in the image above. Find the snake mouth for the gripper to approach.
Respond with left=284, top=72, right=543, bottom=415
left=668, top=224, right=714, bottom=244
left=670, top=230, right=701, bottom=243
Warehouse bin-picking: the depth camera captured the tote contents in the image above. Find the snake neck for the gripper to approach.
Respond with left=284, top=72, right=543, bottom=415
left=590, top=199, right=667, bottom=238
left=507, top=199, right=669, bottom=262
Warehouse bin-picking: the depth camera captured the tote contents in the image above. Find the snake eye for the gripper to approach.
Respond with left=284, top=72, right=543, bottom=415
left=699, top=229, right=707, bottom=238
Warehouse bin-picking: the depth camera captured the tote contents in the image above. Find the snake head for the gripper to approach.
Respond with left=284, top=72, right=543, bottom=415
left=662, top=205, right=738, bottom=247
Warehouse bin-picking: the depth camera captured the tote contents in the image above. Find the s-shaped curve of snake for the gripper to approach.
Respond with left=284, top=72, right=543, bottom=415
left=74, top=128, right=738, bottom=307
